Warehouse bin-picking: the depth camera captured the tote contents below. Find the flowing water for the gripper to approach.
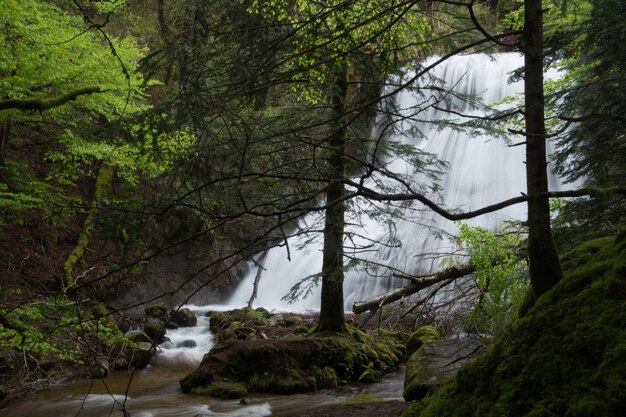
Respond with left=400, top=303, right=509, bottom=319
left=2, top=53, right=567, bottom=417
left=226, top=53, right=563, bottom=312
left=1, top=305, right=405, bottom=417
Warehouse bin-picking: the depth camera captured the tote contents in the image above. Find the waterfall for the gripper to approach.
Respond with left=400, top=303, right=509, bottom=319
left=225, top=53, right=563, bottom=312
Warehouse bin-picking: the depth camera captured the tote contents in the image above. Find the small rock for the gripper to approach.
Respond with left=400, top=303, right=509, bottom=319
left=113, top=358, right=129, bottom=371
left=178, top=340, right=198, bottom=348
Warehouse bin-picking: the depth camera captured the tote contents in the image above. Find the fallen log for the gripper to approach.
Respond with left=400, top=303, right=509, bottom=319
left=352, top=262, right=476, bottom=314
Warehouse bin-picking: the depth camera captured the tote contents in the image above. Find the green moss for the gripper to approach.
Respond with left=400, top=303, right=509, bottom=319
left=208, top=312, right=231, bottom=333
left=144, top=303, right=169, bottom=319
left=406, top=326, right=440, bottom=357
left=248, top=367, right=316, bottom=394
left=143, top=322, right=166, bottom=343
left=308, top=366, right=338, bottom=389
left=244, top=309, right=270, bottom=325
left=190, top=382, right=248, bottom=399
left=128, top=331, right=151, bottom=344
left=180, top=329, right=404, bottom=395
left=340, top=394, right=385, bottom=406
left=358, top=368, right=383, bottom=383
left=279, top=315, right=304, bottom=327
left=402, top=234, right=626, bottom=417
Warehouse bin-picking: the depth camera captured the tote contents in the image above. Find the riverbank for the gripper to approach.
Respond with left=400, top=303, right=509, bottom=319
left=278, top=400, right=407, bottom=417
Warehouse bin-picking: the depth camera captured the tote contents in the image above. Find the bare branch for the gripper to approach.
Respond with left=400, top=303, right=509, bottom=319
left=352, top=262, right=476, bottom=314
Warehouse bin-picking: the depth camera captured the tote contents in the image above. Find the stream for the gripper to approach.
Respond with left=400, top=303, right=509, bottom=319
left=1, top=306, right=404, bottom=417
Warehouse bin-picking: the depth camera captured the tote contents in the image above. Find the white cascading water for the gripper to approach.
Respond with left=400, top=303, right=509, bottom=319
left=225, top=53, right=564, bottom=312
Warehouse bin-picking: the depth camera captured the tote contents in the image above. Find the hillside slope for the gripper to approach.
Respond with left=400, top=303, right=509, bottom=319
left=403, top=231, right=626, bottom=417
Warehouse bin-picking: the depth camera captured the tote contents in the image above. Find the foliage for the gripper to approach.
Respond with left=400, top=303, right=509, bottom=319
left=0, top=296, right=126, bottom=365
left=455, top=223, right=528, bottom=336
left=0, top=0, right=159, bottom=226
left=547, top=0, right=626, bottom=246
left=0, top=0, right=147, bottom=121
left=247, top=0, right=430, bottom=104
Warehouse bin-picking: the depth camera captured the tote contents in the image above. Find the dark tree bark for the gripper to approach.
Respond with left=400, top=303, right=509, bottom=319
left=316, top=63, right=349, bottom=333
left=0, top=120, right=11, bottom=177
left=157, top=0, right=169, bottom=40
left=523, top=0, right=563, bottom=298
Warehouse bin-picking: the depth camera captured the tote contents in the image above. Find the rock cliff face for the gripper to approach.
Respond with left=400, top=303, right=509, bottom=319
left=402, top=232, right=626, bottom=417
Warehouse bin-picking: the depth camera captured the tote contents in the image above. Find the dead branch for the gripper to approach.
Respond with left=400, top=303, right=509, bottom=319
left=352, top=262, right=476, bottom=314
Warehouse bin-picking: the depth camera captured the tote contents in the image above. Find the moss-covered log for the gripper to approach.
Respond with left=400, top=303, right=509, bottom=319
left=0, top=86, right=101, bottom=111
left=63, top=165, right=113, bottom=291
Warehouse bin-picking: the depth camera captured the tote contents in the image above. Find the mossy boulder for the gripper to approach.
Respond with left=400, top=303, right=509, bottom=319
left=208, top=311, right=231, bottom=333
left=406, top=326, right=439, bottom=358
left=190, top=382, right=248, bottom=399
left=128, top=331, right=152, bottom=344
left=180, top=329, right=403, bottom=396
left=402, top=234, right=626, bottom=417
left=170, top=308, right=197, bottom=328
left=143, top=322, right=166, bottom=344
left=144, top=303, right=169, bottom=319
left=128, top=342, right=156, bottom=369
left=358, top=368, right=383, bottom=383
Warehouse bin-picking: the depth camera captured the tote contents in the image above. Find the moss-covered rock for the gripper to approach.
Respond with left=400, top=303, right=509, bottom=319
left=358, top=368, right=383, bottom=383
left=208, top=311, right=233, bottom=334
left=143, top=322, right=166, bottom=344
left=402, top=234, right=626, bottom=417
left=128, top=331, right=152, bottom=344
left=406, top=326, right=439, bottom=358
left=128, top=342, right=156, bottom=369
left=180, top=329, right=403, bottom=395
left=144, top=303, right=169, bottom=319
left=190, top=382, right=248, bottom=399
left=170, top=308, right=197, bottom=328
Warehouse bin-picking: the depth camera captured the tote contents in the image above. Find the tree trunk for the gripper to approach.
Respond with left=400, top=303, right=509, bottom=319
left=157, top=0, right=168, bottom=40
left=63, top=165, right=113, bottom=292
left=316, top=63, right=349, bottom=333
left=0, top=120, right=11, bottom=180
left=524, top=0, right=563, bottom=298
